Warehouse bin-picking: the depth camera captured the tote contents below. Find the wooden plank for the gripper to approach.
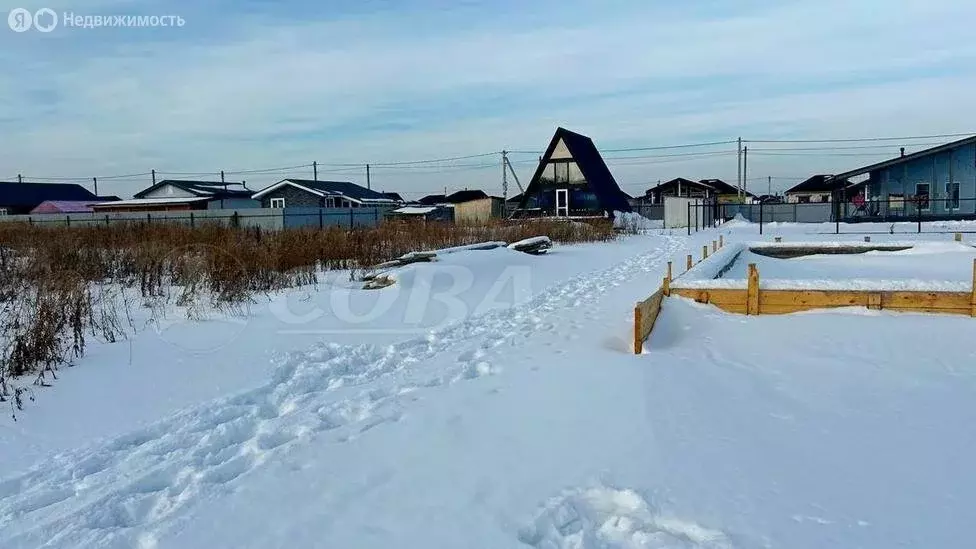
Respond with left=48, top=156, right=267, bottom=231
left=972, top=259, right=976, bottom=317
left=760, top=290, right=872, bottom=307
left=884, top=306, right=972, bottom=315
left=883, top=291, right=971, bottom=309
left=955, top=232, right=963, bottom=242
left=672, top=288, right=747, bottom=304
left=719, top=235, right=724, bottom=248
left=747, top=263, right=759, bottom=315
left=662, top=276, right=670, bottom=297
left=686, top=254, right=693, bottom=271
left=867, top=293, right=882, bottom=310
left=634, top=289, right=664, bottom=354
left=702, top=245, right=708, bottom=261
left=666, top=261, right=672, bottom=282
left=712, top=240, right=717, bottom=253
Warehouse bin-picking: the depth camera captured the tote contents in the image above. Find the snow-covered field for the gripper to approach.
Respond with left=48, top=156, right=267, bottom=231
left=2, top=221, right=975, bottom=549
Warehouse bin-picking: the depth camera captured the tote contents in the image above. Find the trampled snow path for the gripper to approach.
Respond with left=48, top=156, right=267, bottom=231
left=0, top=236, right=681, bottom=549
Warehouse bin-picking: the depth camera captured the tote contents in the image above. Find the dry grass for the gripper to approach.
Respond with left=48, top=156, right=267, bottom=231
left=0, top=218, right=616, bottom=415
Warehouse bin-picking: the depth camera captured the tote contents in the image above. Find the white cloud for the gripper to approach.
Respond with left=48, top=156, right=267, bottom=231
left=1, top=0, right=974, bottom=198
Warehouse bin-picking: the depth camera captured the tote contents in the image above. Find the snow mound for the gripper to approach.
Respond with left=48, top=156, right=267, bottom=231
left=720, top=213, right=752, bottom=228
left=518, top=486, right=734, bottom=549
left=613, top=211, right=663, bottom=231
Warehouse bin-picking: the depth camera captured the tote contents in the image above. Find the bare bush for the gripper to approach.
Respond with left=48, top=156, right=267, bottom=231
left=0, top=217, right=616, bottom=414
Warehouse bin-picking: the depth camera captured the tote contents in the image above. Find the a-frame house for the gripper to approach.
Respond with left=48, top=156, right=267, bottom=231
left=512, top=127, right=632, bottom=218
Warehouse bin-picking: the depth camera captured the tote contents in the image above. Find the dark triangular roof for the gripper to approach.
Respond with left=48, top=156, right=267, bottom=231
left=380, top=191, right=404, bottom=202
left=135, top=180, right=252, bottom=199
left=445, top=189, right=489, bottom=203
left=517, top=127, right=632, bottom=213
left=786, top=175, right=851, bottom=194
left=0, top=181, right=98, bottom=208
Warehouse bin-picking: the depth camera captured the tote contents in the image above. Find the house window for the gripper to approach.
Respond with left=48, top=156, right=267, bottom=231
left=945, top=182, right=960, bottom=210
left=325, top=197, right=335, bottom=208
left=341, top=199, right=351, bottom=208
left=0, top=208, right=7, bottom=216
left=915, top=183, right=930, bottom=211
left=889, top=193, right=904, bottom=211
left=270, top=197, right=286, bottom=208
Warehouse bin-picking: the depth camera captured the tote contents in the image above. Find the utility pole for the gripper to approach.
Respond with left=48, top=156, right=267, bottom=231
left=501, top=150, right=508, bottom=202
left=366, top=164, right=371, bottom=190
left=220, top=170, right=225, bottom=183
left=313, top=161, right=318, bottom=181
left=93, top=177, right=98, bottom=196
left=736, top=137, right=742, bottom=201
left=768, top=175, right=772, bottom=196
left=151, top=169, right=156, bottom=185
left=17, top=174, right=22, bottom=183
left=743, top=146, right=749, bottom=200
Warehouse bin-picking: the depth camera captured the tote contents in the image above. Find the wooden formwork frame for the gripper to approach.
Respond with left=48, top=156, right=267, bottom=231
left=671, top=259, right=976, bottom=317
left=634, top=233, right=976, bottom=354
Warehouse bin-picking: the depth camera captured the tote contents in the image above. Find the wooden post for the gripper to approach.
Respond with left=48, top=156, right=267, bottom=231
left=712, top=240, right=717, bottom=253
left=634, top=305, right=643, bottom=354
left=747, top=263, right=759, bottom=315
left=719, top=235, right=724, bottom=248
left=662, top=276, right=670, bottom=297
left=774, top=236, right=782, bottom=243
left=955, top=233, right=963, bottom=242
left=686, top=254, right=693, bottom=271
left=864, top=236, right=871, bottom=242
left=702, top=245, right=708, bottom=261
left=666, top=261, right=672, bottom=282
left=971, top=259, right=976, bottom=317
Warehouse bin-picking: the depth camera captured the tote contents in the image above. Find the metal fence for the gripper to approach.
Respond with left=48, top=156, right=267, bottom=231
left=684, top=197, right=976, bottom=234
left=0, top=206, right=395, bottom=230
left=632, top=204, right=664, bottom=220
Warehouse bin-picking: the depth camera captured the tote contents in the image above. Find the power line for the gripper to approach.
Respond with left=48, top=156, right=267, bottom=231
left=507, top=139, right=736, bottom=155
left=749, top=151, right=897, bottom=157
left=745, top=132, right=974, bottom=144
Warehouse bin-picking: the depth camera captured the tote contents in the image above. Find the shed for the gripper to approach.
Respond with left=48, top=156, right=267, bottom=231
left=454, top=196, right=505, bottom=224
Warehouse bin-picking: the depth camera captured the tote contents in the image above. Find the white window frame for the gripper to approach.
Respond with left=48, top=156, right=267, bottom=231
left=341, top=199, right=351, bottom=208
left=945, top=182, right=960, bottom=211
left=325, top=197, right=335, bottom=208
left=555, top=188, right=569, bottom=217
left=269, top=197, right=286, bottom=208
left=0, top=208, right=7, bottom=216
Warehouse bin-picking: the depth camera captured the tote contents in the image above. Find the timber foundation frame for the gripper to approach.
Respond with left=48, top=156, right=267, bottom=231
left=634, top=232, right=976, bottom=354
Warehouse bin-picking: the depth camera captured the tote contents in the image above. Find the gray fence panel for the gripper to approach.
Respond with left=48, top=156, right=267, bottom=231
left=794, top=203, right=832, bottom=223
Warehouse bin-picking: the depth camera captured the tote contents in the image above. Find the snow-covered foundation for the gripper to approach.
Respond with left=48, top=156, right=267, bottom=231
left=668, top=239, right=976, bottom=316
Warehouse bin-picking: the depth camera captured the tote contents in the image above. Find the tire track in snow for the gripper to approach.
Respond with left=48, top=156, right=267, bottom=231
left=0, top=235, right=681, bottom=549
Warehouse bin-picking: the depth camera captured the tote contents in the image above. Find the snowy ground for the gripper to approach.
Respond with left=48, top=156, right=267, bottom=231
left=1, top=221, right=975, bottom=549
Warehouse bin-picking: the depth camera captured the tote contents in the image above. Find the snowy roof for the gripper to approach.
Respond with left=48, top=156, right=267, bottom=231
left=134, top=180, right=252, bottom=200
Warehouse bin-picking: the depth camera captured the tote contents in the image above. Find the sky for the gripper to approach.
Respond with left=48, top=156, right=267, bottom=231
left=2, top=0, right=976, bottom=199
